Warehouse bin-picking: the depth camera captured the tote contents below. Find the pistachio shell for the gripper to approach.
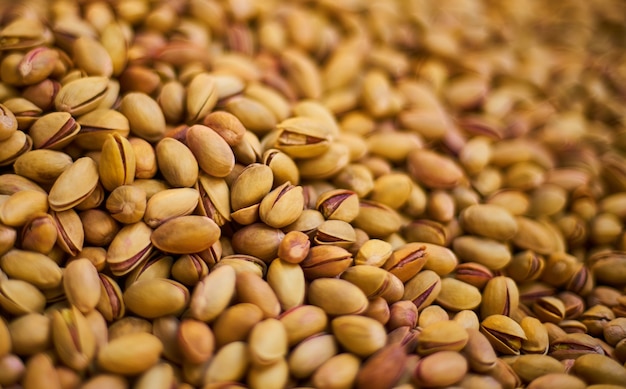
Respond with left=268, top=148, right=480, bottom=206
left=123, top=278, right=189, bottom=319
left=48, top=157, right=99, bottom=211
left=97, top=332, right=163, bottom=375
left=151, top=215, right=220, bottom=254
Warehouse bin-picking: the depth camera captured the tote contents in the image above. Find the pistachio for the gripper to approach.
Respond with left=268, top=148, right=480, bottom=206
left=481, top=276, right=520, bottom=318
left=185, top=124, right=235, bottom=178
left=259, top=181, right=304, bottom=228
left=54, top=76, right=109, bottom=116
left=123, top=278, right=189, bottom=319
left=63, top=258, right=101, bottom=313
left=402, top=270, right=442, bottom=311
left=413, top=351, right=468, bottom=387
left=300, top=245, right=353, bottom=279
left=204, top=341, right=249, bottom=384
left=118, top=92, right=166, bottom=142
left=279, top=304, right=328, bottom=347
left=436, top=277, right=482, bottom=311
left=480, top=314, right=528, bottom=355
left=308, top=278, right=369, bottom=316
left=7, top=313, right=51, bottom=356
left=417, top=320, right=469, bottom=355
left=267, top=258, right=306, bottom=310
left=311, top=353, right=360, bottom=389
left=288, top=333, right=338, bottom=379
left=106, top=221, right=153, bottom=276
left=235, top=271, right=281, bottom=319
left=51, top=305, right=97, bottom=371
left=97, top=332, right=163, bottom=375
left=571, top=353, right=626, bottom=386
left=48, top=157, right=99, bottom=211
left=212, top=303, right=263, bottom=347
left=151, top=215, right=220, bottom=254
left=331, top=315, right=387, bottom=357
left=155, top=137, right=198, bottom=188
left=0, top=278, right=46, bottom=315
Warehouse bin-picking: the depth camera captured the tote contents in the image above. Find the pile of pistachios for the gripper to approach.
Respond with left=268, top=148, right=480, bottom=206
left=1, top=0, right=626, bottom=388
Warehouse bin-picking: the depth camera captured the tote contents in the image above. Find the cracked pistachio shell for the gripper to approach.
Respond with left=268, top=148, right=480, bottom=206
left=151, top=215, right=220, bottom=254
left=0, top=249, right=62, bottom=289
left=402, top=270, right=441, bottom=311
left=2, top=97, right=42, bottom=130
left=259, top=182, right=304, bottom=228
left=230, top=163, right=273, bottom=211
left=383, top=242, right=429, bottom=282
left=481, top=276, right=520, bottom=318
left=262, top=148, right=300, bottom=187
left=119, top=92, right=166, bottom=142
left=0, top=190, right=48, bottom=227
left=436, top=278, right=482, bottom=311
left=314, top=219, right=356, bottom=248
left=308, top=278, right=368, bottom=316
left=63, top=258, right=101, bottom=313
left=51, top=305, right=97, bottom=371
left=51, top=209, right=84, bottom=256
left=29, top=111, right=80, bottom=150
left=0, top=130, right=32, bottom=166
left=195, top=172, right=230, bottom=227
left=185, top=124, right=235, bottom=178
left=274, top=116, right=331, bottom=159
left=331, top=315, right=386, bottom=357
left=155, top=137, right=198, bottom=188
left=74, top=109, right=130, bottom=150
left=189, top=265, right=236, bottom=322
left=316, top=189, right=359, bottom=223
left=13, top=149, right=73, bottom=185
left=124, top=278, right=189, bottom=319
left=106, top=221, right=153, bottom=276
left=171, top=254, right=209, bottom=286
left=54, top=76, right=109, bottom=116
left=300, top=245, right=353, bottom=279
left=97, top=332, right=163, bottom=375
left=186, top=72, right=218, bottom=123
left=520, top=317, right=550, bottom=355
left=354, top=239, right=392, bottom=267
left=417, top=320, right=469, bottom=356
left=0, top=279, right=46, bottom=315
left=48, top=157, right=99, bottom=211
left=480, top=314, right=527, bottom=355
left=96, top=273, right=125, bottom=322
left=340, top=265, right=401, bottom=302
left=99, top=133, right=136, bottom=192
